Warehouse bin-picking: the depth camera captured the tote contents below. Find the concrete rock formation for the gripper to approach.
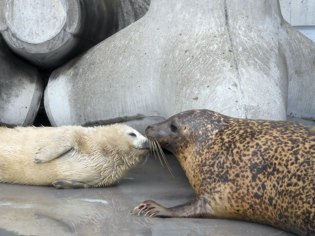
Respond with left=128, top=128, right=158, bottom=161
left=0, top=36, right=42, bottom=126
left=45, top=0, right=315, bottom=127
left=0, top=0, right=150, bottom=68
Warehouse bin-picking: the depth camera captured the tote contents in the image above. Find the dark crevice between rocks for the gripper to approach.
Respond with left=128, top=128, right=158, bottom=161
left=33, top=100, right=51, bottom=127
left=33, top=69, right=51, bottom=127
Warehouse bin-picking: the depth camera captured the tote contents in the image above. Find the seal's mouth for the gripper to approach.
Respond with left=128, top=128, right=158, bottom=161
left=134, top=147, right=150, bottom=150
left=134, top=140, right=150, bottom=150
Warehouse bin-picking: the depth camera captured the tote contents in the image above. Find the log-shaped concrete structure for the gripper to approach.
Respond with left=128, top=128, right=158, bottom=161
left=0, top=0, right=149, bottom=68
left=45, top=0, right=315, bottom=127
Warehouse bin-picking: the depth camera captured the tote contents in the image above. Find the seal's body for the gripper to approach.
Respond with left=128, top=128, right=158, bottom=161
left=133, top=110, right=314, bottom=236
left=0, top=124, right=149, bottom=188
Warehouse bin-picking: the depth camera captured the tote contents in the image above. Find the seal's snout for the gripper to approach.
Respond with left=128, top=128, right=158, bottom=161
left=145, top=122, right=174, bottom=141
left=145, top=125, right=156, bottom=138
left=141, top=139, right=150, bottom=150
left=145, top=125, right=153, bottom=134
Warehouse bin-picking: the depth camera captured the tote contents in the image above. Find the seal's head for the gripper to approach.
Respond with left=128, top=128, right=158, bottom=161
left=99, top=124, right=150, bottom=165
left=145, top=109, right=227, bottom=155
left=92, top=124, right=150, bottom=185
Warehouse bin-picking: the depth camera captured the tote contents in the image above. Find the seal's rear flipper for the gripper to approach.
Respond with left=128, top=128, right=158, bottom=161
left=132, top=196, right=211, bottom=218
left=34, top=146, right=73, bottom=164
left=52, top=180, right=90, bottom=189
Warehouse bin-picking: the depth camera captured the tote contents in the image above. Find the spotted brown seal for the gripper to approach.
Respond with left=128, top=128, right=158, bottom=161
left=132, top=109, right=315, bottom=236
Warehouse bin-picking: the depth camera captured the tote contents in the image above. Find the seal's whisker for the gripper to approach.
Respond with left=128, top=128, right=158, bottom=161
left=147, top=136, right=174, bottom=177
left=153, top=137, right=174, bottom=177
left=148, top=139, right=154, bottom=155
left=153, top=140, right=165, bottom=168
left=148, top=137, right=164, bottom=168
left=148, top=139, right=155, bottom=157
left=154, top=140, right=167, bottom=170
left=150, top=140, right=159, bottom=161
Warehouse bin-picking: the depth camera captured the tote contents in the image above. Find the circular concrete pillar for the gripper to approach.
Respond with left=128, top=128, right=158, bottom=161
left=0, top=0, right=149, bottom=68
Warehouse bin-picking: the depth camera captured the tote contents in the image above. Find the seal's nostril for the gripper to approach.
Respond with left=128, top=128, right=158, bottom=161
left=147, top=125, right=153, bottom=130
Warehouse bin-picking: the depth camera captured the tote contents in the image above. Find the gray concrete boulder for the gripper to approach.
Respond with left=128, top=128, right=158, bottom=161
left=45, top=0, right=315, bottom=128
left=0, top=0, right=149, bottom=68
left=0, top=36, right=42, bottom=126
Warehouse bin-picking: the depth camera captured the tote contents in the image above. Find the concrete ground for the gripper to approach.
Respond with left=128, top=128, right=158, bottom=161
left=0, top=154, right=293, bottom=236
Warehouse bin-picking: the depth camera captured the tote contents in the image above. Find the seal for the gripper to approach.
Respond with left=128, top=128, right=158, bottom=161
left=0, top=124, right=149, bottom=188
left=132, top=109, right=315, bottom=236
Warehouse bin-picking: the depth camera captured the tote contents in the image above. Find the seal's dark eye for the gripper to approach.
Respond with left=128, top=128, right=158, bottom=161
left=128, top=132, right=137, bottom=137
left=170, top=124, right=178, bottom=132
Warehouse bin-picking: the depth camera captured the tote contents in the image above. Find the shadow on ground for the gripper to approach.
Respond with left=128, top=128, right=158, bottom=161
left=0, top=154, right=293, bottom=236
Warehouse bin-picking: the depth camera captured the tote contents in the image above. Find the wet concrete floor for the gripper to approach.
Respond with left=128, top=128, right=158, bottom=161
left=0, top=154, right=293, bottom=236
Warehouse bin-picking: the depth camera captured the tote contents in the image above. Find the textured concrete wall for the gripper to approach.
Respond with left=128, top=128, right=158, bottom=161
left=280, top=0, right=315, bottom=42
left=280, top=0, right=315, bottom=26
left=279, top=1, right=315, bottom=118
left=294, top=26, right=315, bottom=42
left=44, top=0, right=314, bottom=128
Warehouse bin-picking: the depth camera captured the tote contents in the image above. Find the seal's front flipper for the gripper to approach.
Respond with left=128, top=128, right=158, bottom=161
left=52, top=180, right=90, bottom=189
left=34, top=146, right=73, bottom=164
left=132, top=196, right=210, bottom=218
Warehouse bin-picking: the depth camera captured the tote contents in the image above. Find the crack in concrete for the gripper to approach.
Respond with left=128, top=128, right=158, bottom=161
left=224, top=0, right=248, bottom=118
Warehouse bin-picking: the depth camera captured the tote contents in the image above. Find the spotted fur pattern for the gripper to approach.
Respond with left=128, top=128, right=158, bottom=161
left=145, top=110, right=314, bottom=235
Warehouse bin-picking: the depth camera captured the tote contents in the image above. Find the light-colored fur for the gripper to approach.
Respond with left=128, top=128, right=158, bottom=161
left=0, top=124, right=148, bottom=188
